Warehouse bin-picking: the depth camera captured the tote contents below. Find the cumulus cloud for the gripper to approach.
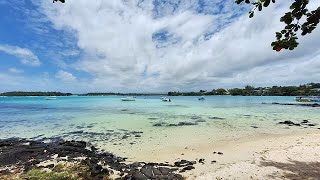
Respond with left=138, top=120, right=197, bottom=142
left=55, top=70, right=76, bottom=81
left=8, top=68, right=24, bottom=74
left=32, top=0, right=320, bottom=92
left=0, top=44, right=41, bottom=66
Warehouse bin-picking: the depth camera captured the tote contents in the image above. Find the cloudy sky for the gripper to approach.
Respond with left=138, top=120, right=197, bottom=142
left=0, top=0, right=319, bottom=93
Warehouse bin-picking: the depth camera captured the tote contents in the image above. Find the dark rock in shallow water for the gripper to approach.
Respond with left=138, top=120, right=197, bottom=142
left=208, top=116, right=225, bottom=120
left=178, top=121, right=198, bottom=126
left=251, top=126, right=258, bottom=129
left=169, top=122, right=198, bottom=126
left=190, top=116, right=201, bottom=120
left=122, top=135, right=130, bottom=139
left=153, top=122, right=166, bottom=127
left=154, top=121, right=198, bottom=127
left=269, top=102, right=320, bottom=107
left=278, top=121, right=300, bottom=126
left=302, top=120, right=309, bottom=124
left=307, top=124, right=316, bottom=126
left=195, top=119, right=206, bottom=123
left=68, top=130, right=84, bottom=134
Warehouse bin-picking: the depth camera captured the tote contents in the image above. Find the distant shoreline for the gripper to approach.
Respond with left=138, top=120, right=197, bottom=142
left=0, top=94, right=319, bottom=97
left=1, top=82, right=319, bottom=97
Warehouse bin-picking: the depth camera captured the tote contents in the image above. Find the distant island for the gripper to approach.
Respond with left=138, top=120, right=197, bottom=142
left=0, top=91, right=72, bottom=96
left=1, top=83, right=319, bottom=97
left=82, top=93, right=166, bottom=96
left=168, top=83, right=320, bottom=96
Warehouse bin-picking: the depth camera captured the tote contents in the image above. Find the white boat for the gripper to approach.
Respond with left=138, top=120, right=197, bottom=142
left=121, top=97, right=136, bottom=101
left=161, top=97, right=171, bottom=102
left=45, top=96, right=57, bottom=100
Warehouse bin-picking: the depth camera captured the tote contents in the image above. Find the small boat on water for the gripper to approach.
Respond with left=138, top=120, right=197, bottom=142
left=45, top=96, right=57, bottom=100
left=121, top=97, right=136, bottom=101
left=161, top=97, right=171, bottom=102
left=296, top=96, right=320, bottom=102
left=198, top=96, right=205, bottom=100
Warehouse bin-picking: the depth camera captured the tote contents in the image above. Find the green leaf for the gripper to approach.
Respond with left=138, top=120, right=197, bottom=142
left=263, top=0, right=270, bottom=7
left=249, top=11, right=254, bottom=18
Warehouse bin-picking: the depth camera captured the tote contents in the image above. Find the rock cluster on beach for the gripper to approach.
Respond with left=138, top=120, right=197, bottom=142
left=0, top=138, right=199, bottom=180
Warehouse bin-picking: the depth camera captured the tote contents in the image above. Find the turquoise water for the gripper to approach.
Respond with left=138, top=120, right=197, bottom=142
left=0, top=96, right=319, bottom=160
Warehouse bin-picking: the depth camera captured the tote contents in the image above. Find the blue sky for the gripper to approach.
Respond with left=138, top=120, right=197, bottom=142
left=0, top=0, right=319, bottom=93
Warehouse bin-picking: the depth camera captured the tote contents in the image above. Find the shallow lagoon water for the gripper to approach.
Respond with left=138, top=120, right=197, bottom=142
left=0, top=96, right=319, bottom=161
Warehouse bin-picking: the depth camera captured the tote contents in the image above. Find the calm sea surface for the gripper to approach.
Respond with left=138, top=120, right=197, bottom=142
left=0, top=96, right=319, bottom=160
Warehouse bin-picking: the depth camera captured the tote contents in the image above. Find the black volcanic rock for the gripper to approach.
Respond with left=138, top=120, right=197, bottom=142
left=0, top=138, right=189, bottom=180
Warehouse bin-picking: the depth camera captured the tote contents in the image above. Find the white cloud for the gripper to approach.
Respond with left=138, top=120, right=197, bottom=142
left=0, top=44, right=41, bottom=66
left=8, top=67, right=24, bottom=74
left=55, top=70, right=76, bottom=81
left=31, top=0, right=320, bottom=92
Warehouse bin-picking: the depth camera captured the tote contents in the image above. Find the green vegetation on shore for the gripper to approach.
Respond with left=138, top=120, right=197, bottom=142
left=168, top=83, right=320, bottom=96
left=1, top=83, right=319, bottom=97
left=0, top=91, right=72, bottom=96
left=83, top=93, right=165, bottom=96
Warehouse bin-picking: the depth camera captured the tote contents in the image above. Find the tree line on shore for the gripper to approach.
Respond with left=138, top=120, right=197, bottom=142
left=168, top=83, right=320, bottom=96
left=0, top=91, right=72, bottom=96
left=1, top=83, right=319, bottom=97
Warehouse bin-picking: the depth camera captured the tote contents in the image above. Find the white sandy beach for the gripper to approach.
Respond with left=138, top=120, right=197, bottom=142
left=115, top=129, right=320, bottom=179
left=178, top=130, right=320, bottom=179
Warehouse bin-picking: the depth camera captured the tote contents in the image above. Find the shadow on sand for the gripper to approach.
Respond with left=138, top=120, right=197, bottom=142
left=260, top=160, right=320, bottom=179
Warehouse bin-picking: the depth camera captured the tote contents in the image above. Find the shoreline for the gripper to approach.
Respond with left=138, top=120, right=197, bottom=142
left=1, top=130, right=319, bottom=179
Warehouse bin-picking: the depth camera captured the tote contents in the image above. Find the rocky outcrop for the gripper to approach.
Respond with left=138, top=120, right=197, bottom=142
left=0, top=138, right=197, bottom=179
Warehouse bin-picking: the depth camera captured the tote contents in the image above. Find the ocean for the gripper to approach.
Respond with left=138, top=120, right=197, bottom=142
left=0, top=96, right=318, bottom=161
